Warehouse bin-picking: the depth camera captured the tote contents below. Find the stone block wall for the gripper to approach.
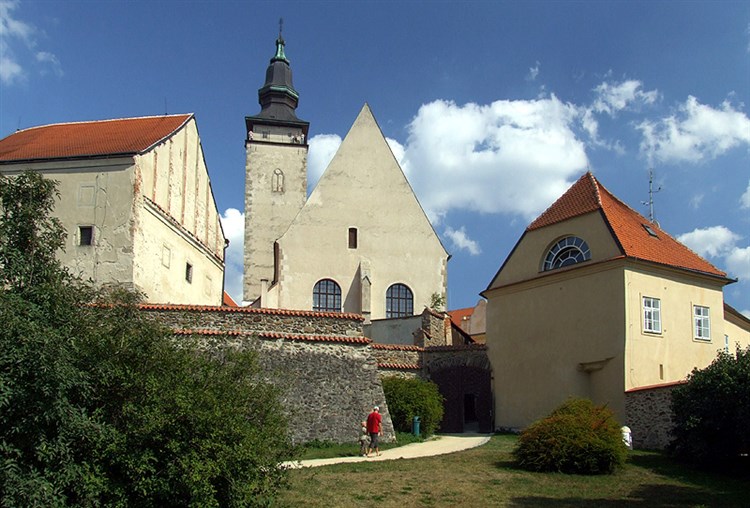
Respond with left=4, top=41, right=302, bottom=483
left=625, top=382, right=684, bottom=450
left=140, top=304, right=394, bottom=444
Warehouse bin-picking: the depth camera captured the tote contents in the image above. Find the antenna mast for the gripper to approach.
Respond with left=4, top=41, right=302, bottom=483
left=644, top=167, right=661, bottom=224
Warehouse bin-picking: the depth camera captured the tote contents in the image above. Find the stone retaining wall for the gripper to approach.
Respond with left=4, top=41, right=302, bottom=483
left=140, top=304, right=394, bottom=444
left=625, top=382, right=683, bottom=450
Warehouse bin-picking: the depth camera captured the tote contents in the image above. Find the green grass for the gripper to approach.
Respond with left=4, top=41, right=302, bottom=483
left=275, top=434, right=748, bottom=507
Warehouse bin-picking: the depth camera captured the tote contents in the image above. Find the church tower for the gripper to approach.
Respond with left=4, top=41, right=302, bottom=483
left=243, top=30, right=309, bottom=304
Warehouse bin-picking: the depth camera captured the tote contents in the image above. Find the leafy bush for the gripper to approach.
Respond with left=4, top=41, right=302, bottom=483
left=382, top=377, right=444, bottom=436
left=670, top=345, right=750, bottom=468
left=0, top=172, right=293, bottom=506
left=513, top=398, right=627, bottom=474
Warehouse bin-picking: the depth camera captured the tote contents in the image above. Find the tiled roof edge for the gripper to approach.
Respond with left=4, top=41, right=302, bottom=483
left=378, top=363, right=422, bottom=370
left=371, top=343, right=424, bottom=351
left=425, top=344, right=487, bottom=351
left=625, top=380, right=687, bottom=393
left=173, top=328, right=370, bottom=345
left=138, top=302, right=365, bottom=320
left=10, top=113, right=192, bottom=135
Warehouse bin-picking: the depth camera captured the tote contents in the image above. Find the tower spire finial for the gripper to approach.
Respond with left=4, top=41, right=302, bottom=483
left=279, top=17, right=283, bottom=38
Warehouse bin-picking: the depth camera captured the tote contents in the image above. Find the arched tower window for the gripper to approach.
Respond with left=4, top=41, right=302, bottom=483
left=272, top=169, right=284, bottom=192
left=313, top=279, right=341, bottom=312
left=386, top=283, right=414, bottom=318
left=542, top=236, right=591, bottom=271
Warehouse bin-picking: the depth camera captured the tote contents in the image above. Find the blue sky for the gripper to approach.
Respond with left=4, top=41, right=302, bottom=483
left=1, top=0, right=749, bottom=315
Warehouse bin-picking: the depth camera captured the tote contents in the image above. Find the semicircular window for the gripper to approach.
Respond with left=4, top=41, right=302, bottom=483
left=543, top=236, right=591, bottom=271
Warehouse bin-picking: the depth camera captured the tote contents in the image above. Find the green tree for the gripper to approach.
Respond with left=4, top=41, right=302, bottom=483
left=670, top=345, right=750, bottom=468
left=0, top=171, right=293, bottom=506
left=382, top=377, right=444, bottom=436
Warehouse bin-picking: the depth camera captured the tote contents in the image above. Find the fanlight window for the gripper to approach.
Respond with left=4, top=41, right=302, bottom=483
left=313, top=279, right=341, bottom=313
left=543, top=236, right=591, bottom=271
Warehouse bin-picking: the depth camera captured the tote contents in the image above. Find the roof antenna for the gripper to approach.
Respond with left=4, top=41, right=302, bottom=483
left=641, top=167, right=661, bottom=225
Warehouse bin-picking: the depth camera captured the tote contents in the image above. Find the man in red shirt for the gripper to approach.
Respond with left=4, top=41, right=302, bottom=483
left=366, top=406, right=382, bottom=457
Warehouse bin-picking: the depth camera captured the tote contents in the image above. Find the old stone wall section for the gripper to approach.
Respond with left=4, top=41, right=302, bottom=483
left=140, top=304, right=394, bottom=444
left=625, top=382, right=683, bottom=450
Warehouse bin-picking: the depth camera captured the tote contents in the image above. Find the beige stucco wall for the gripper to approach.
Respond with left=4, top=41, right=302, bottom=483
left=273, top=105, right=448, bottom=319
left=1, top=117, right=225, bottom=306
left=486, top=262, right=626, bottom=430
left=0, top=159, right=137, bottom=286
left=724, top=309, right=750, bottom=349
left=244, top=125, right=308, bottom=303
left=623, top=264, right=729, bottom=389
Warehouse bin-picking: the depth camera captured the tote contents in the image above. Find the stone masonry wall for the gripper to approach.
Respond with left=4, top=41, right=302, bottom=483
left=625, top=383, right=683, bottom=450
left=140, top=304, right=395, bottom=444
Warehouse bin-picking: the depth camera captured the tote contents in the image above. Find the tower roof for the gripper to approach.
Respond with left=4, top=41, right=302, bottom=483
left=528, top=172, right=727, bottom=278
left=0, top=114, right=192, bottom=163
left=251, top=33, right=305, bottom=124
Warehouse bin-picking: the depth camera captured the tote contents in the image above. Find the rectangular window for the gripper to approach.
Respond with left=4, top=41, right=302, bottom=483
left=642, top=296, right=661, bottom=333
left=694, top=305, right=710, bottom=340
left=185, top=262, right=193, bottom=283
left=725, top=334, right=729, bottom=353
left=348, top=227, right=358, bottom=249
left=79, top=226, right=94, bottom=246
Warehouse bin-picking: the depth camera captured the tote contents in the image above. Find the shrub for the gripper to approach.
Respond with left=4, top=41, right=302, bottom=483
left=382, top=377, right=444, bottom=436
left=513, top=398, right=627, bottom=474
left=670, top=345, right=750, bottom=468
left=0, top=172, right=293, bottom=506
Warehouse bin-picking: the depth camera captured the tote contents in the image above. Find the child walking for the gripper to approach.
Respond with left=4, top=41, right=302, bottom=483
left=358, top=421, right=369, bottom=456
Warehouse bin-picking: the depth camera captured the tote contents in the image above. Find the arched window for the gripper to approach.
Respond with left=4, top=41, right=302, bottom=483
left=543, top=236, right=591, bottom=271
left=386, top=283, right=413, bottom=318
left=313, top=279, right=341, bottom=312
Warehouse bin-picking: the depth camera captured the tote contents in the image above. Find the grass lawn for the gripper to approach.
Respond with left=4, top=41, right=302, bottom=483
left=275, top=434, right=748, bottom=507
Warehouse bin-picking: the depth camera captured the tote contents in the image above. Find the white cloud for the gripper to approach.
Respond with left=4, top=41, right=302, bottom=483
left=526, top=61, right=540, bottom=81
left=307, top=134, right=341, bottom=192
left=0, top=0, right=60, bottom=84
left=592, top=79, right=658, bottom=116
left=726, top=245, right=750, bottom=282
left=689, top=193, right=704, bottom=209
left=677, top=225, right=740, bottom=258
left=638, top=96, right=750, bottom=164
left=220, top=208, right=244, bottom=304
left=403, top=97, right=588, bottom=222
left=741, top=180, right=750, bottom=209
left=444, top=226, right=481, bottom=256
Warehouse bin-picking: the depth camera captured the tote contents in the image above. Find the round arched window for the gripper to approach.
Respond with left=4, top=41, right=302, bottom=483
left=543, top=236, right=591, bottom=271
left=313, top=279, right=341, bottom=312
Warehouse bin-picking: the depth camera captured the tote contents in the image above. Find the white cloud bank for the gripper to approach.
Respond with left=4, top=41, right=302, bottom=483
left=0, top=0, right=61, bottom=84
left=220, top=208, right=244, bottom=303
left=678, top=225, right=750, bottom=283
left=638, top=96, right=750, bottom=165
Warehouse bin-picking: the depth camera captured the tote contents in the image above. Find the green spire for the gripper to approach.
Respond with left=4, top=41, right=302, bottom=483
left=272, top=36, right=288, bottom=63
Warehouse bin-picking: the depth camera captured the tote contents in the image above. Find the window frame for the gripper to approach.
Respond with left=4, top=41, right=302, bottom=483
left=78, top=225, right=94, bottom=246
left=542, top=236, right=591, bottom=271
left=185, top=262, right=193, bottom=284
left=386, top=283, right=414, bottom=319
left=642, top=296, right=662, bottom=334
left=313, top=279, right=342, bottom=313
left=348, top=227, right=358, bottom=249
left=693, top=305, right=710, bottom=341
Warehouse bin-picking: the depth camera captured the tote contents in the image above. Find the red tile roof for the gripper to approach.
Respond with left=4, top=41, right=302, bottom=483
left=378, top=363, right=422, bottom=370
left=528, top=172, right=727, bottom=279
left=222, top=291, right=238, bottom=307
left=0, top=114, right=192, bottom=163
left=448, top=307, right=474, bottom=328
left=173, top=328, right=371, bottom=345
left=371, top=343, right=424, bottom=351
left=138, top=302, right=365, bottom=321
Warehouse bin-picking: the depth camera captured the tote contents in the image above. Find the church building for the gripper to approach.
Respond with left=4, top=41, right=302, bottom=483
left=243, top=35, right=448, bottom=322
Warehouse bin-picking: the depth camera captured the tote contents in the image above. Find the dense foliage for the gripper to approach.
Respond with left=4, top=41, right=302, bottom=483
left=382, top=377, right=444, bottom=436
left=0, top=171, right=293, bottom=506
left=513, top=398, right=628, bottom=475
left=670, top=345, right=750, bottom=468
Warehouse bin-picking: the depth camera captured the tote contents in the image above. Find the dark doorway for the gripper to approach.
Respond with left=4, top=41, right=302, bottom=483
left=430, top=366, right=492, bottom=433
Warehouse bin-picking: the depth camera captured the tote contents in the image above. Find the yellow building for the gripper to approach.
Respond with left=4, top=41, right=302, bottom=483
left=0, top=114, right=226, bottom=305
left=483, top=172, right=750, bottom=431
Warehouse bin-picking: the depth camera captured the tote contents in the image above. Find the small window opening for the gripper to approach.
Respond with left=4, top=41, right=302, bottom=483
left=348, top=227, right=358, bottom=249
left=79, top=226, right=93, bottom=246
left=659, top=364, right=664, bottom=380
left=643, top=224, right=659, bottom=238
left=185, top=262, right=193, bottom=283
